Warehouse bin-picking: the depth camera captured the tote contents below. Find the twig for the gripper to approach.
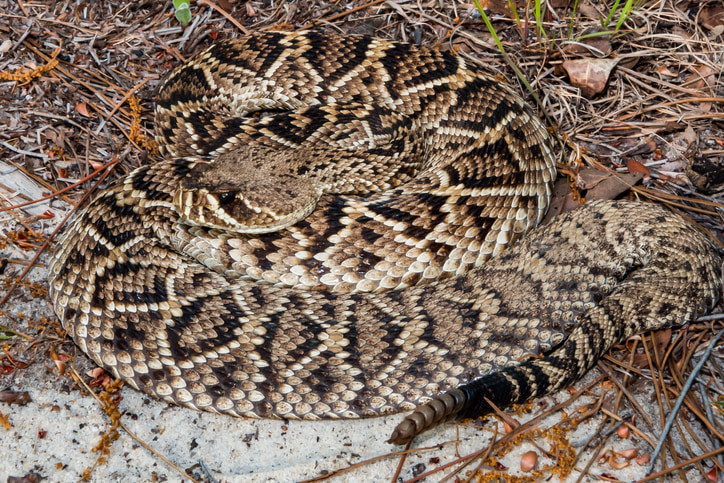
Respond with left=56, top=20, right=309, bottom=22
left=69, top=367, right=201, bottom=483
left=1, top=141, right=48, bottom=159
left=198, top=0, right=249, bottom=35
left=0, top=159, right=116, bottom=309
left=0, top=158, right=119, bottom=213
left=647, top=330, right=724, bottom=475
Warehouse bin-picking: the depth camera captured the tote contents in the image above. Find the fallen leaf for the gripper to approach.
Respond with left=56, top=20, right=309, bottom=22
left=577, top=168, right=613, bottom=190
left=699, top=5, right=724, bottom=31
left=600, top=472, right=621, bottom=480
left=494, top=461, right=507, bottom=470
left=707, top=466, right=719, bottom=481
left=216, top=0, right=232, bottom=12
left=476, top=0, right=512, bottom=16
left=75, top=102, right=90, bottom=117
left=618, top=448, right=638, bottom=459
left=562, top=58, right=619, bottom=98
left=622, top=137, right=657, bottom=156
left=608, top=453, right=630, bottom=469
left=657, top=65, right=677, bottom=77
left=584, top=172, right=643, bottom=201
left=89, top=159, right=106, bottom=170
left=633, top=329, right=671, bottom=367
left=625, top=159, right=650, bottom=178
left=0, top=39, right=12, bottom=54
left=576, top=167, right=644, bottom=199
left=0, top=391, right=31, bottom=405
left=87, top=367, right=105, bottom=378
left=686, top=65, right=717, bottom=94
left=671, top=26, right=693, bottom=40
left=7, top=472, right=42, bottom=483
left=684, top=126, right=697, bottom=145
left=561, top=37, right=611, bottom=57
left=686, top=157, right=724, bottom=194
left=549, top=0, right=573, bottom=8
left=578, top=4, right=603, bottom=19
left=50, top=350, right=70, bottom=375
left=543, top=177, right=581, bottom=222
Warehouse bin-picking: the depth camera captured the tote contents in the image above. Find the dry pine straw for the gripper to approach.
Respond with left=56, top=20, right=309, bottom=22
left=0, top=0, right=723, bottom=481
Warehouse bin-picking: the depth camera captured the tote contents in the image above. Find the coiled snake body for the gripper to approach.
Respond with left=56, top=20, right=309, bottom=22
left=48, top=31, right=722, bottom=445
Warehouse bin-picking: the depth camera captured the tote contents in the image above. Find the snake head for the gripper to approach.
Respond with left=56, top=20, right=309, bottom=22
left=172, top=152, right=318, bottom=234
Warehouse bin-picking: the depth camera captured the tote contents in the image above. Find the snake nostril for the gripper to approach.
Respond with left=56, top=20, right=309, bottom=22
left=218, top=191, right=236, bottom=206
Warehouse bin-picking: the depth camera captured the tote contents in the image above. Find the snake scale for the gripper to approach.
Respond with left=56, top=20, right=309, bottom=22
left=48, top=31, right=722, bottom=445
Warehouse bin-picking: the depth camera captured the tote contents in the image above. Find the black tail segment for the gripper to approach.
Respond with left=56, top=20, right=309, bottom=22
left=388, top=354, right=586, bottom=445
left=388, top=305, right=615, bottom=445
left=456, top=365, right=533, bottom=420
left=387, top=362, right=548, bottom=445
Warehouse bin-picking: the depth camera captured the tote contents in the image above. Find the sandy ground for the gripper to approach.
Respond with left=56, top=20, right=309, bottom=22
left=3, top=361, right=657, bottom=482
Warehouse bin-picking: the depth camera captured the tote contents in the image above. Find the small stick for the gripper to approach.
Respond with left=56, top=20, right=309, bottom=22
left=646, top=330, right=724, bottom=475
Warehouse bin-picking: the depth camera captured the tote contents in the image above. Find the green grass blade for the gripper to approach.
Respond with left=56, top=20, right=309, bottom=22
left=602, top=0, right=621, bottom=28
left=567, top=0, right=580, bottom=40
left=535, top=0, right=547, bottom=42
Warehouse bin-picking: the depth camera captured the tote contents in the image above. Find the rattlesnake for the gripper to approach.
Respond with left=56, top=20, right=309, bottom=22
left=48, top=31, right=722, bottom=445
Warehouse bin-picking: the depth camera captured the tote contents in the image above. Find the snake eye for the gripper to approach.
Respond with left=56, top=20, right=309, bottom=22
left=218, top=191, right=236, bottom=206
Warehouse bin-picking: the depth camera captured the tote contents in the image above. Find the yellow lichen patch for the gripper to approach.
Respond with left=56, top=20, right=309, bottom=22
left=0, top=45, right=60, bottom=84
left=129, top=96, right=159, bottom=154
left=2, top=276, right=47, bottom=298
left=82, top=378, right=124, bottom=481
left=475, top=417, right=579, bottom=482
left=0, top=411, right=12, bottom=430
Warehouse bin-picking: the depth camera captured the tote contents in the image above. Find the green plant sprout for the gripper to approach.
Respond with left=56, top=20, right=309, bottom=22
left=173, top=0, right=191, bottom=26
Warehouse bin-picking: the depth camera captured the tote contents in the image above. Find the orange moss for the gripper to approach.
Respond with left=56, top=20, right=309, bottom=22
left=129, top=95, right=159, bottom=154
left=0, top=45, right=60, bottom=84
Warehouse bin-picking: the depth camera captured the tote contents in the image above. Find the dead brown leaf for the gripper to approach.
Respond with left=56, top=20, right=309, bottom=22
left=684, top=126, right=698, bottom=145
left=0, top=391, right=32, bottom=405
left=477, top=0, right=512, bottom=16
left=75, top=102, right=90, bottom=117
left=699, top=5, right=724, bottom=32
left=633, top=329, right=671, bottom=367
left=549, top=0, right=573, bottom=8
left=561, top=37, right=611, bottom=56
left=216, top=0, right=233, bottom=12
left=7, top=473, right=42, bottom=483
left=671, top=26, right=693, bottom=40
left=577, top=3, right=604, bottom=20
left=561, top=37, right=611, bottom=57
left=622, top=137, right=657, bottom=156
left=657, top=65, right=677, bottom=77
left=578, top=168, right=643, bottom=200
left=707, top=466, right=719, bottom=482
left=544, top=177, right=581, bottom=222
left=562, top=58, right=619, bottom=98
left=625, top=159, right=650, bottom=179
left=686, top=65, right=717, bottom=94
